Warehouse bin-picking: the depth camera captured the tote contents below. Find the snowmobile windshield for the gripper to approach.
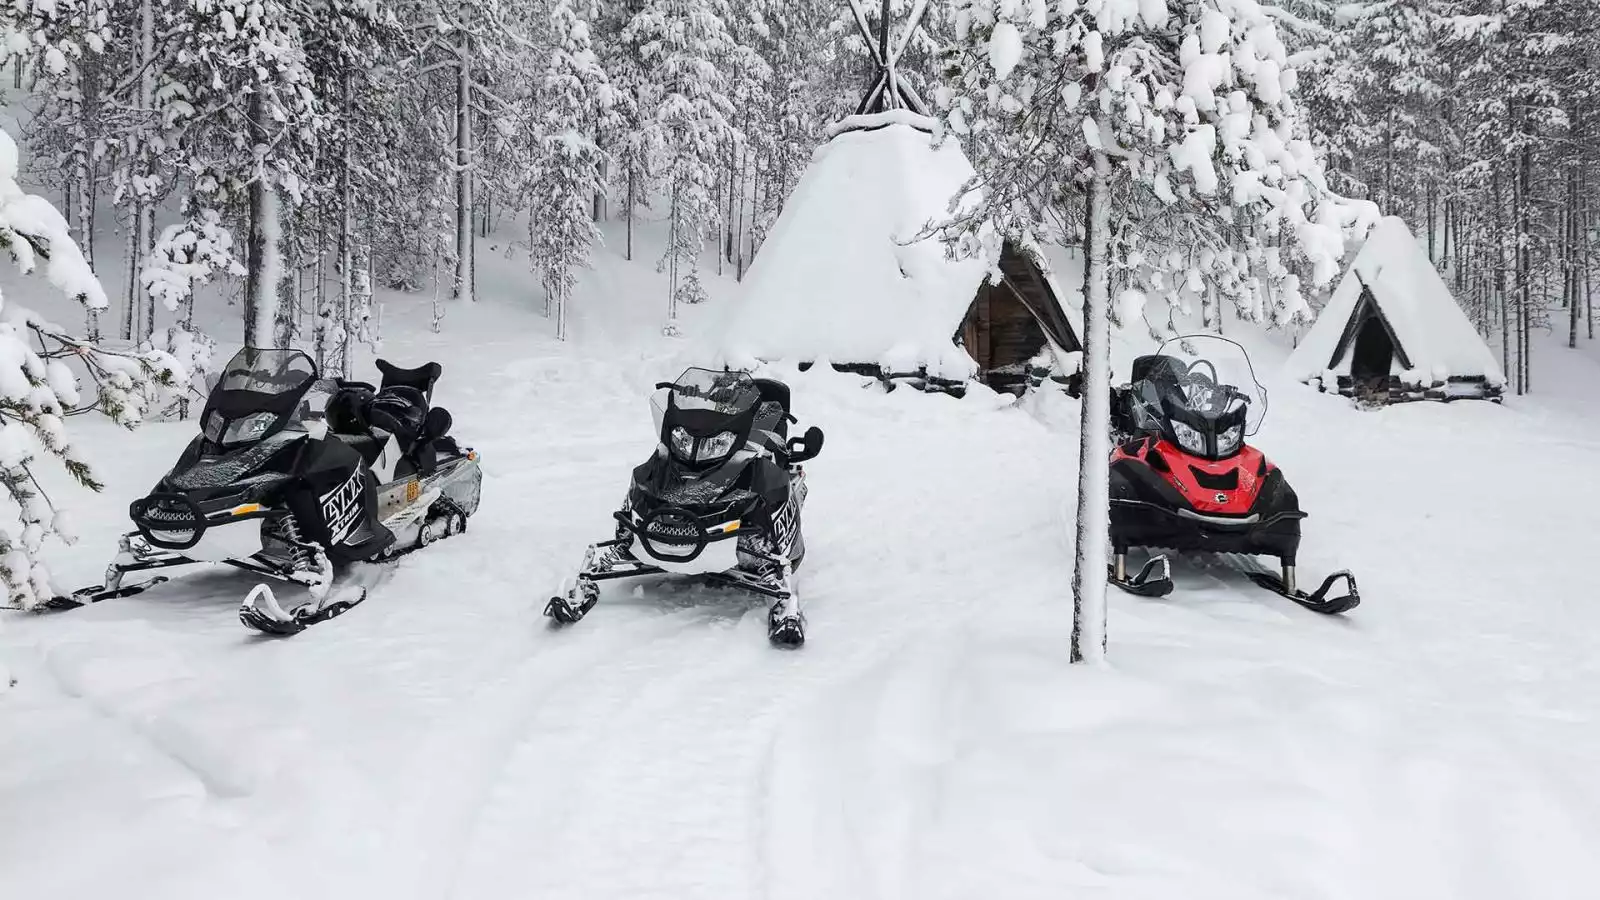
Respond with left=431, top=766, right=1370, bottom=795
left=1125, top=335, right=1266, bottom=460
left=1149, top=335, right=1267, bottom=436
left=200, top=349, right=320, bottom=450
left=656, top=368, right=761, bottom=468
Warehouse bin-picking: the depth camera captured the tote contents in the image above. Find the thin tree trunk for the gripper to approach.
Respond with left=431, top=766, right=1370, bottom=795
left=625, top=166, right=635, bottom=261
left=556, top=279, right=567, bottom=341
left=667, top=179, right=680, bottom=323
left=453, top=31, right=474, bottom=302
left=1427, top=177, right=1436, bottom=263
left=121, top=221, right=136, bottom=342
left=1570, top=160, right=1580, bottom=349
left=1519, top=146, right=1532, bottom=393
left=338, top=73, right=354, bottom=378
left=1071, top=144, right=1112, bottom=666
left=1494, top=169, right=1509, bottom=392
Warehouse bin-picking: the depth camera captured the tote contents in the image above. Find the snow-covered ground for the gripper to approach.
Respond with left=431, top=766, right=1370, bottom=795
left=5, top=209, right=1600, bottom=900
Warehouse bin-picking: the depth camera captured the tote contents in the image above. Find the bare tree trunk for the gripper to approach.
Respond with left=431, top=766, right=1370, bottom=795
left=244, top=179, right=279, bottom=349
left=555, top=278, right=567, bottom=341
left=1518, top=146, right=1532, bottom=393
left=121, top=222, right=136, bottom=342
left=1569, top=160, right=1580, bottom=349
left=667, top=178, right=680, bottom=323
left=338, top=73, right=354, bottom=378
left=1495, top=169, right=1510, bottom=386
left=625, top=166, right=635, bottom=262
left=1427, top=177, right=1436, bottom=263
left=1071, top=143, right=1112, bottom=666
left=453, top=30, right=474, bottom=302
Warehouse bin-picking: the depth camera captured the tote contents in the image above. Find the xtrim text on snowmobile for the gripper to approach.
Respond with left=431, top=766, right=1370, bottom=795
left=40, top=349, right=483, bottom=635
left=546, top=368, right=824, bottom=646
left=1105, top=335, right=1361, bottom=616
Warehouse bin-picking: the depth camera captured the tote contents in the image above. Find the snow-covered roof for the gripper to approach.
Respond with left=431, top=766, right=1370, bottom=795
left=715, top=116, right=989, bottom=381
left=1287, top=216, right=1505, bottom=386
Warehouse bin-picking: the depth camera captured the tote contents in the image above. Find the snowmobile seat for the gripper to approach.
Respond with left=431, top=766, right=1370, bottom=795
left=376, top=359, right=442, bottom=402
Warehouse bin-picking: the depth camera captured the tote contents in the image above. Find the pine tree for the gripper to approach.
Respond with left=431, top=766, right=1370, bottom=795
left=624, top=0, right=736, bottom=327
left=527, top=0, right=620, bottom=339
left=0, top=124, right=183, bottom=684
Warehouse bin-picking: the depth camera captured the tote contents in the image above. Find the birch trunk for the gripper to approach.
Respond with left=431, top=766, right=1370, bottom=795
left=1071, top=146, right=1113, bottom=665
left=245, top=181, right=281, bottom=349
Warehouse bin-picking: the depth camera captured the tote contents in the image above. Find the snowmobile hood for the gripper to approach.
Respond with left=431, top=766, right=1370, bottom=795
left=634, top=449, right=760, bottom=510
left=163, top=430, right=304, bottom=496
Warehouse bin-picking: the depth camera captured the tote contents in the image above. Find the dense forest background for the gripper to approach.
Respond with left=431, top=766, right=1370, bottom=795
left=2, top=0, right=1596, bottom=395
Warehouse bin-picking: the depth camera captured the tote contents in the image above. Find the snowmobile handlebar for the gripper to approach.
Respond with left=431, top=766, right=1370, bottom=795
left=787, top=426, right=824, bottom=464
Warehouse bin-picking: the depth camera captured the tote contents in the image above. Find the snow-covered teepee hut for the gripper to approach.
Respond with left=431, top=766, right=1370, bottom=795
left=1288, top=216, right=1505, bottom=403
left=716, top=0, right=1080, bottom=395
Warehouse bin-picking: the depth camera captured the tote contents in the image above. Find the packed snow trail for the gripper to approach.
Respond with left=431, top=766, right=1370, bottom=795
left=5, top=297, right=1600, bottom=899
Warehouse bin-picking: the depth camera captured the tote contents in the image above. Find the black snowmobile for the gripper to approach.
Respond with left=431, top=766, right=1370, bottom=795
left=43, top=348, right=483, bottom=635
left=545, top=368, right=824, bottom=645
left=1106, top=335, right=1360, bottom=615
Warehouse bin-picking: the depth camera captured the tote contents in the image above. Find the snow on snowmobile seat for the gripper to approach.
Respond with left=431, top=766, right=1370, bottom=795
left=376, top=359, right=443, bottom=402
left=750, top=378, right=794, bottom=453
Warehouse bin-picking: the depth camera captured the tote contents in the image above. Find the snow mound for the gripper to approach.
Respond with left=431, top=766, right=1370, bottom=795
left=1287, top=216, right=1504, bottom=386
left=716, top=121, right=984, bottom=381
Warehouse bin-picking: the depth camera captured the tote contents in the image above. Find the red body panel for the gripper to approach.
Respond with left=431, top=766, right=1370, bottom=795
left=1111, top=438, right=1276, bottom=515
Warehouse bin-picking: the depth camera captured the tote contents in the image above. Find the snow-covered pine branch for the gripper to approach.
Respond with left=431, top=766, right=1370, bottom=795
left=0, top=126, right=183, bottom=626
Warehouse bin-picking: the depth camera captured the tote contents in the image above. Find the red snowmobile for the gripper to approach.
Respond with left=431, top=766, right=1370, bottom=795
left=1106, top=335, right=1359, bottom=615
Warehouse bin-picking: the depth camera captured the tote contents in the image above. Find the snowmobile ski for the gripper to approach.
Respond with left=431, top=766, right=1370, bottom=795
left=1107, top=555, right=1174, bottom=598
left=1242, top=564, right=1360, bottom=616
left=37, top=576, right=171, bottom=611
left=546, top=368, right=823, bottom=647
left=238, top=582, right=370, bottom=636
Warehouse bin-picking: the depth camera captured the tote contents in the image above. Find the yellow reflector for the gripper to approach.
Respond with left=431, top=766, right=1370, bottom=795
left=228, top=503, right=263, bottom=516
left=721, top=522, right=740, bottom=533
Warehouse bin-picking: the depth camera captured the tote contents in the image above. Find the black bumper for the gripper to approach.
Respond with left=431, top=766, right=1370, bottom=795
left=1109, top=460, right=1304, bottom=562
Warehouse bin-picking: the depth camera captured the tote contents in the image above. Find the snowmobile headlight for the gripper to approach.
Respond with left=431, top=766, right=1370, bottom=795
left=1171, top=421, right=1206, bottom=456
left=1217, top=424, right=1243, bottom=456
left=669, top=426, right=697, bottom=461
left=222, top=412, right=278, bottom=445
left=695, top=430, right=739, bottom=462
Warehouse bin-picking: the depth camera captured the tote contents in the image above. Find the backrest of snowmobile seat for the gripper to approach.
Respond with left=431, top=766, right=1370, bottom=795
left=1129, top=355, right=1166, bottom=386
left=423, top=407, right=452, bottom=441
left=376, top=359, right=443, bottom=403
left=752, top=378, right=792, bottom=416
